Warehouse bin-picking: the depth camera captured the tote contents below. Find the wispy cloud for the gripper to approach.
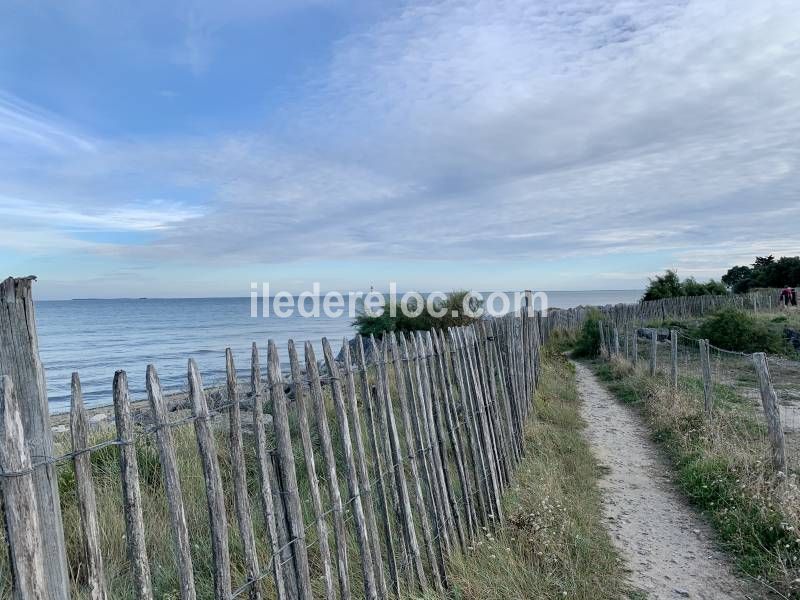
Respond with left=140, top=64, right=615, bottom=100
left=0, top=92, right=96, bottom=154
left=2, top=0, right=800, bottom=290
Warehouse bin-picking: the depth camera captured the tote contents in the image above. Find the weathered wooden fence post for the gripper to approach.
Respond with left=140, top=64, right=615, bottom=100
left=147, top=364, right=196, bottom=600
left=71, top=373, right=110, bottom=600
left=188, top=359, right=232, bottom=599
left=0, top=374, right=48, bottom=600
left=355, top=336, right=400, bottom=598
left=225, top=350, right=262, bottom=600
left=113, top=371, right=153, bottom=600
left=699, top=340, right=713, bottom=417
left=341, top=339, right=388, bottom=600
left=0, top=276, right=70, bottom=598
left=624, top=326, right=630, bottom=360
left=752, top=353, right=787, bottom=473
left=613, top=327, right=620, bottom=356
left=305, top=342, right=352, bottom=600
left=322, top=338, right=379, bottom=600
left=670, top=330, right=678, bottom=390
left=373, top=336, right=428, bottom=591
left=632, top=330, right=638, bottom=367
left=249, top=344, right=288, bottom=600
left=269, top=341, right=313, bottom=600
left=598, top=321, right=607, bottom=357
left=648, top=329, right=657, bottom=376
left=287, top=341, right=335, bottom=600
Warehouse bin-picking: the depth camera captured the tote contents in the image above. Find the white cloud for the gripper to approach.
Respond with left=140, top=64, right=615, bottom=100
left=2, top=0, right=800, bottom=286
left=0, top=92, right=96, bottom=154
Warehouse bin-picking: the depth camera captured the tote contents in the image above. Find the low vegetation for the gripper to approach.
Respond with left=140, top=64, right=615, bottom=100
left=592, top=357, right=800, bottom=598
left=642, top=269, right=727, bottom=301
left=643, top=308, right=800, bottom=358
left=445, top=347, right=634, bottom=599
left=696, top=308, right=785, bottom=353
left=569, top=309, right=603, bottom=358
left=354, top=290, right=481, bottom=337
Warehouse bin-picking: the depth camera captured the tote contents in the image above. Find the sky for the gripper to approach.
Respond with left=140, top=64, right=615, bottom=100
left=1, top=0, right=799, bottom=300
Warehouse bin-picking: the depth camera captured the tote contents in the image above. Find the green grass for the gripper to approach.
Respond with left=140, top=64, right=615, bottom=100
left=444, top=348, right=635, bottom=600
left=591, top=358, right=800, bottom=598
left=643, top=308, right=800, bottom=358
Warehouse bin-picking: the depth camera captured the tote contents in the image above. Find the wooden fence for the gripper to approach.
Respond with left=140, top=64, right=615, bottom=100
left=595, top=322, right=794, bottom=475
left=539, top=288, right=794, bottom=477
left=541, top=288, right=781, bottom=337
left=0, top=278, right=545, bottom=600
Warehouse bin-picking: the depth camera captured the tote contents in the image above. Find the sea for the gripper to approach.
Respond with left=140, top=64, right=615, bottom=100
left=34, top=290, right=641, bottom=413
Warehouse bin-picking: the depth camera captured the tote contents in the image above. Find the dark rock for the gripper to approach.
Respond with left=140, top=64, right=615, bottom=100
left=785, top=327, right=800, bottom=351
left=336, top=335, right=376, bottom=364
left=636, top=328, right=671, bottom=342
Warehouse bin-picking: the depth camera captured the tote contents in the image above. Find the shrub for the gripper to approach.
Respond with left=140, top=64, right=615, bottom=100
left=697, top=308, right=783, bottom=353
left=643, top=269, right=728, bottom=301
left=353, top=290, right=482, bottom=337
left=571, top=309, right=602, bottom=358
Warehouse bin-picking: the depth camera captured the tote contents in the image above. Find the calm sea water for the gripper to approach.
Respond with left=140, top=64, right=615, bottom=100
left=35, top=290, right=641, bottom=412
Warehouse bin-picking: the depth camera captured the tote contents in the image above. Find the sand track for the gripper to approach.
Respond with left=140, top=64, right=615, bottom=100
left=573, top=361, right=764, bottom=600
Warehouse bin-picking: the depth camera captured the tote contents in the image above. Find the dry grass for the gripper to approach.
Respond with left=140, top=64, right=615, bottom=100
left=596, top=356, right=800, bottom=597
left=443, top=349, right=636, bottom=600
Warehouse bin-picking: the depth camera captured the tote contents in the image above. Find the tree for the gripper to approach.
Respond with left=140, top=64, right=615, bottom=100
left=642, top=270, right=728, bottom=301
left=722, top=255, right=800, bottom=292
left=682, top=277, right=727, bottom=297
left=642, top=270, right=682, bottom=301
left=721, top=265, right=752, bottom=292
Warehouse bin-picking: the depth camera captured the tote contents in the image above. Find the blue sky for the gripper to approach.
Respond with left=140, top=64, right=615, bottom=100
left=1, top=0, right=799, bottom=299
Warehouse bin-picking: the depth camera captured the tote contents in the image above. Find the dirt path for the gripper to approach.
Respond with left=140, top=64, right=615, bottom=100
left=573, top=361, right=762, bottom=600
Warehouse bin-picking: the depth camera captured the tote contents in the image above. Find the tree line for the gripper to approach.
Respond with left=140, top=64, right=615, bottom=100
left=642, top=255, right=800, bottom=301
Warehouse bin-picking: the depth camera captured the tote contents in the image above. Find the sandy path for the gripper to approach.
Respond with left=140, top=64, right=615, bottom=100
left=573, top=361, right=762, bottom=600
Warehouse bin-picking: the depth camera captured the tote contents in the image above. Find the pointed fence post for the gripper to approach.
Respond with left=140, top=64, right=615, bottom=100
left=670, top=330, right=679, bottom=389
left=147, top=364, right=196, bottom=600
left=752, top=353, right=787, bottom=473
left=699, top=340, right=713, bottom=417
left=71, top=373, right=109, bottom=600
left=649, top=329, right=657, bottom=376
left=0, top=276, right=70, bottom=599
left=287, top=341, right=336, bottom=600
left=188, top=360, right=232, bottom=600
left=113, top=371, right=153, bottom=600
left=268, top=341, right=313, bottom=600
left=249, top=344, right=288, bottom=600
left=598, top=321, right=607, bottom=357
left=224, top=350, right=262, bottom=600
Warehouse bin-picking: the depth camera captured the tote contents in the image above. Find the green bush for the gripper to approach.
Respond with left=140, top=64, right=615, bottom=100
left=353, top=290, right=482, bottom=337
left=572, top=309, right=603, bottom=358
left=643, top=269, right=728, bottom=301
left=697, top=308, right=783, bottom=353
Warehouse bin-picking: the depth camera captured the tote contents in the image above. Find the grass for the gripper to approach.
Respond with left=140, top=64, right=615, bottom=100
left=443, top=347, right=635, bottom=600
left=643, top=307, right=800, bottom=359
left=591, top=356, right=800, bottom=598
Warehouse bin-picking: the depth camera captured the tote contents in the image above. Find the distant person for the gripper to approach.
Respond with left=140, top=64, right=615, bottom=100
left=792, top=286, right=798, bottom=307
left=779, top=285, right=793, bottom=307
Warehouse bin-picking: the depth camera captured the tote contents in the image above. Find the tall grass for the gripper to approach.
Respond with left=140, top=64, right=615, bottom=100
left=445, top=348, right=634, bottom=600
left=595, top=357, right=800, bottom=597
